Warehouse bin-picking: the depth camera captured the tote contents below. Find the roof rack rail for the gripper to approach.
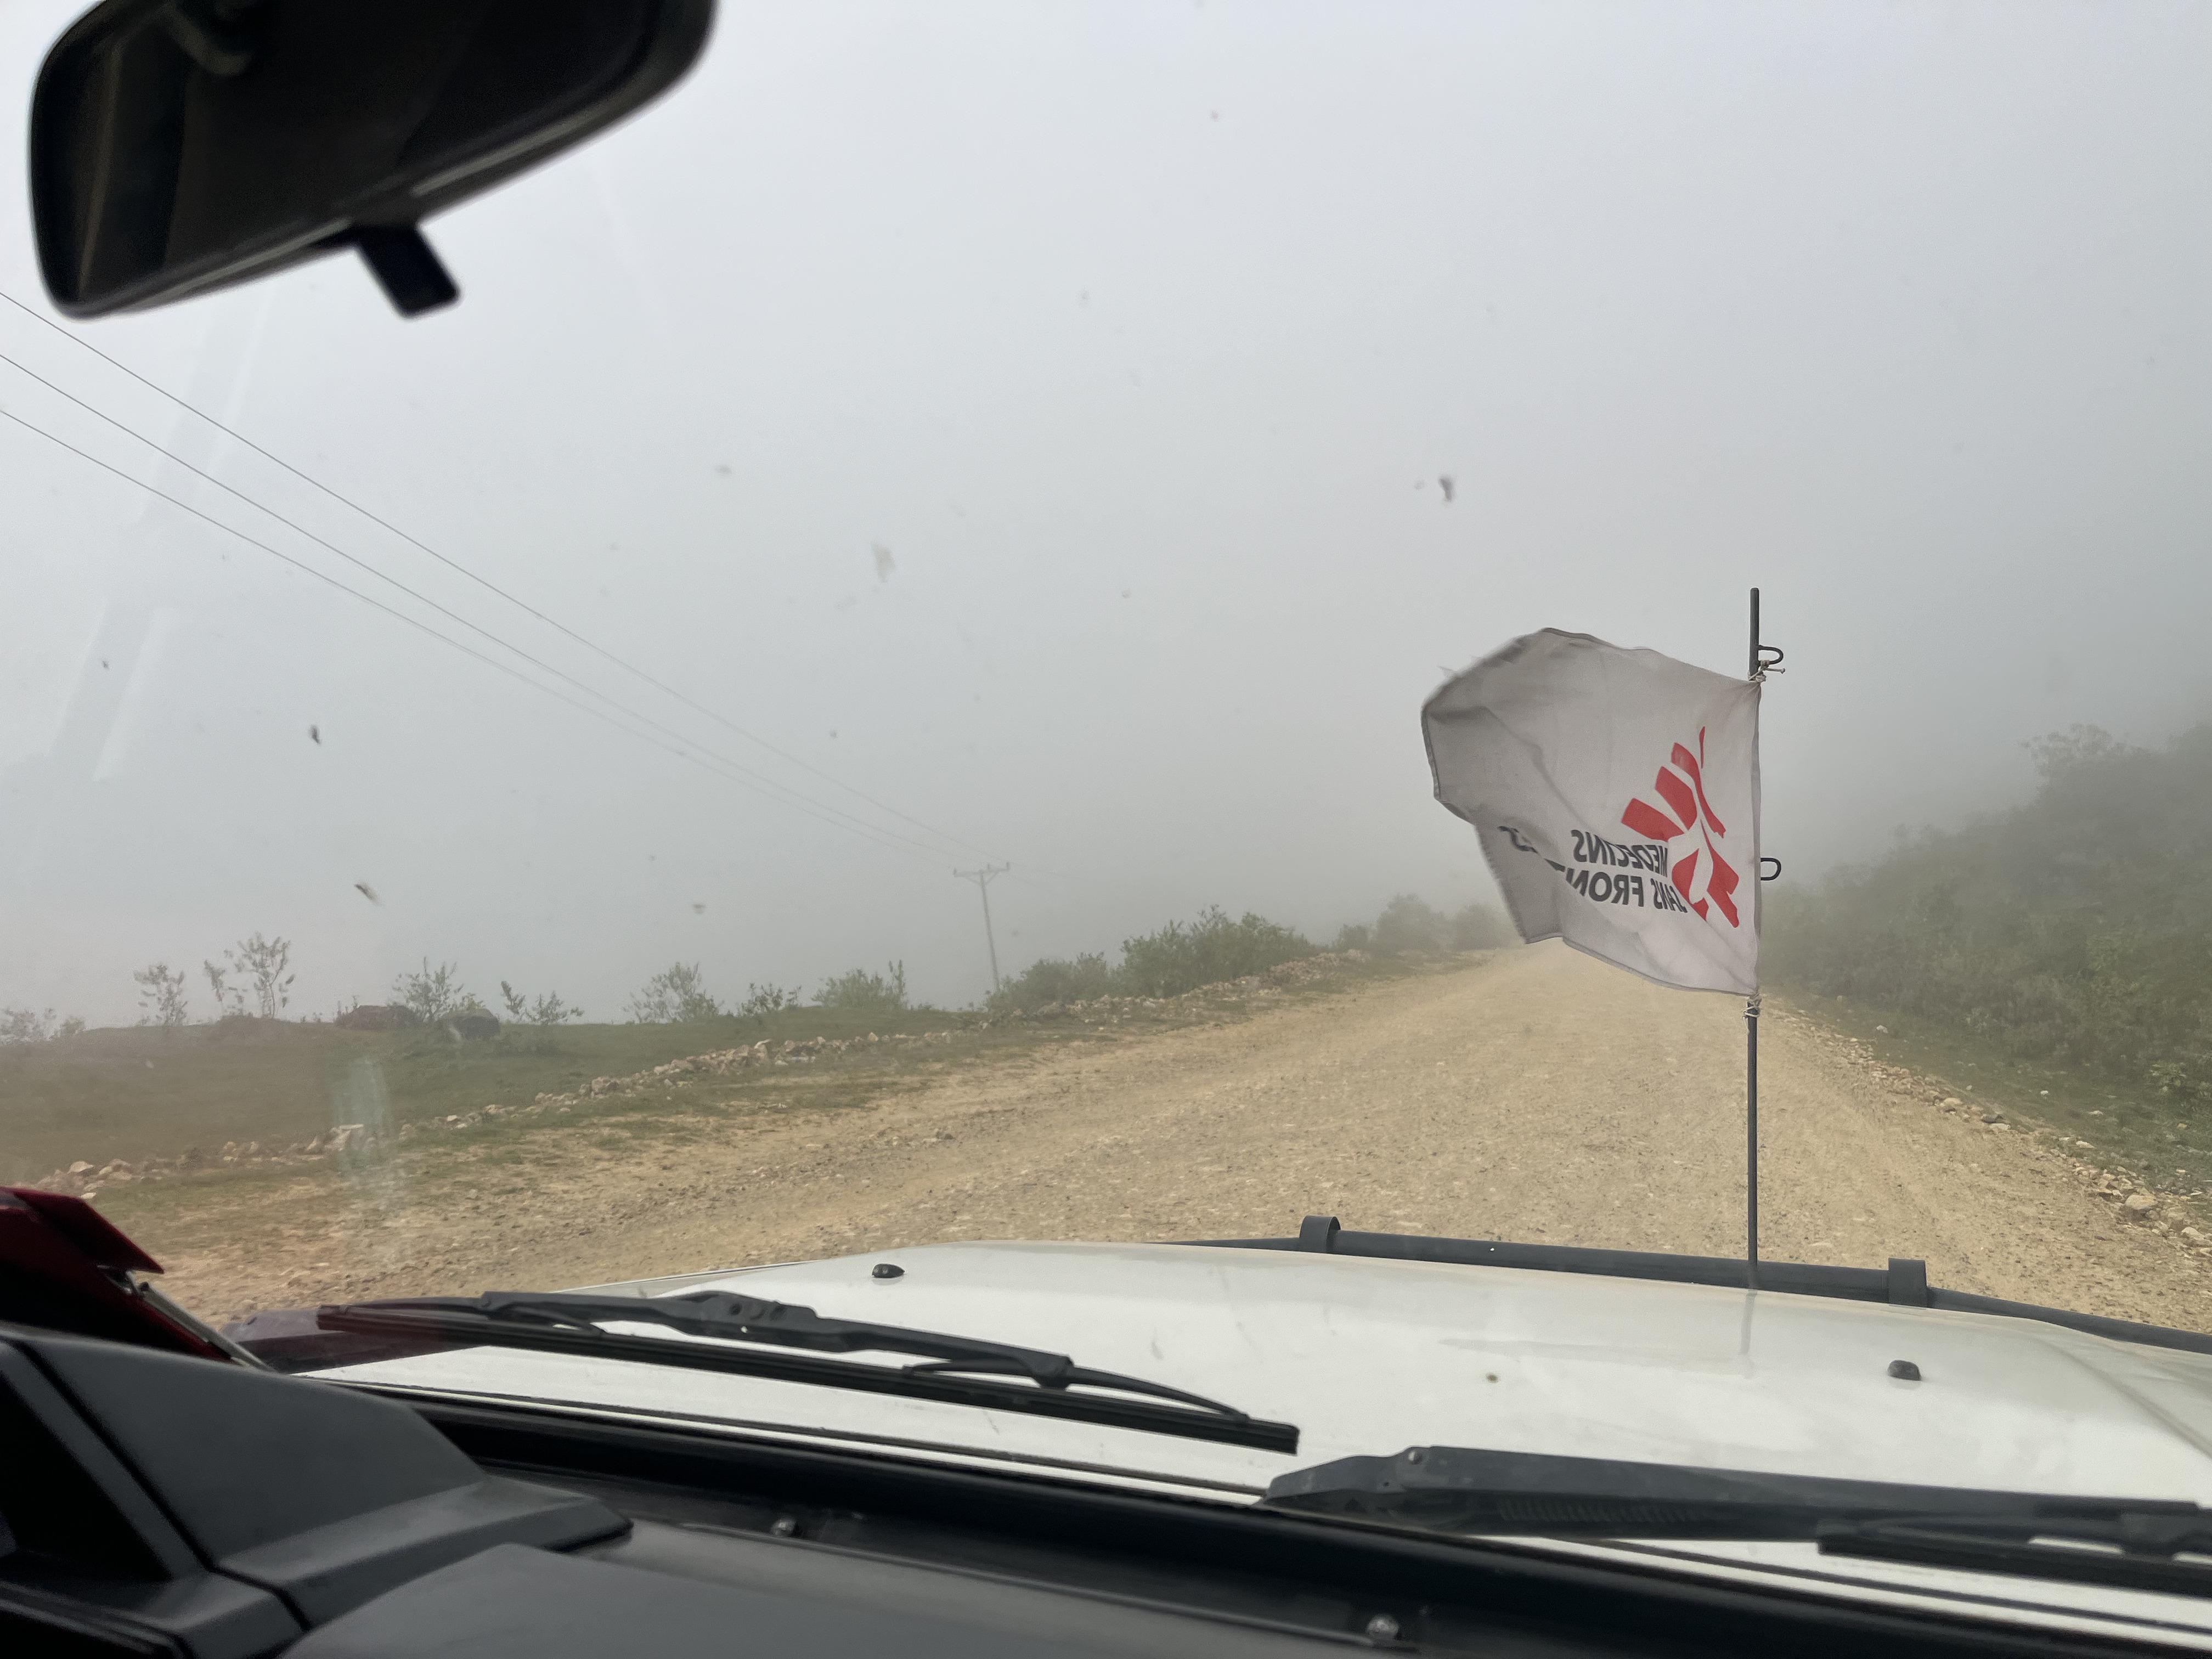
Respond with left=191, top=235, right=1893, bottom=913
left=1181, top=1218, right=2212, bottom=1358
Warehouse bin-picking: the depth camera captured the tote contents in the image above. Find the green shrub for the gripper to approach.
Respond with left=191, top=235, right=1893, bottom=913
left=992, top=952, right=1116, bottom=1011
left=393, top=960, right=477, bottom=1023
left=1, top=1008, right=65, bottom=1045
left=987, top=891, right=1507, bottom=1017
left=1451, top=901, right=1513, bottom=950
left=1767, top=723, right=2212, bottom=1094
left=739, top=983, right=804, bottom=1019
left=987, top=909, right=1312, bottom=1012
left=818, top=961, right=908, bottom=1013
left=499, top=980, right=583, bottom=1024
left=1373, top=894, right=1449, bottom=954
left=134, top=964, right=191, bottom=1029
left=1336, top=896, right=1508, bottom=955
left=627, top=963, right=719, bottom=1023
left=1116, top=907, right=1313, bottom=998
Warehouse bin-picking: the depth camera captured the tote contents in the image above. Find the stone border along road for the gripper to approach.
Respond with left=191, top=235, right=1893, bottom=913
left=149, top=941, right=2210, bottom=1331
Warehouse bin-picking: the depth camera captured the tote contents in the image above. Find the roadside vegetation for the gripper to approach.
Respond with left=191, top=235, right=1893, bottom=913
left=4, top=891, right=1505, bottom=1047
left=1769, top=724, right=2212, bottom=1101
left=624, top=962, right=718, bottom=1023
left=988, top=896, right=1506, bottom=1014
left=817, top=962, right=910, bottom=1013
left=1, top=1008, right=85, bottom=1044
left=0, top=1001, right=970, bottom=1186
left=2, top=892, right=1500, bottom=1187
left=1331, top=893, right=1513, bottom=957
left=1768, top=724, right=2212, bottom=1193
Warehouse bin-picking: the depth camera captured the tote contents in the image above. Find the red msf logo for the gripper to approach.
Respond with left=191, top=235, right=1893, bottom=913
left=1621, top=729, right=1742, bottom=927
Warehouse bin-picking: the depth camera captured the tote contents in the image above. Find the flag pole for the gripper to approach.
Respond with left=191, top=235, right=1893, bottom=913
left=1745, top=587, right=1762, bottom=1292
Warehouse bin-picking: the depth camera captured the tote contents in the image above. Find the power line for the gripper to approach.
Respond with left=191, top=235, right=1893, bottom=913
left=0, top=354, right=972, bottom=865
left=0, top=400, right=952, bottom=866
left=0, top=286, right=1006, bottom=864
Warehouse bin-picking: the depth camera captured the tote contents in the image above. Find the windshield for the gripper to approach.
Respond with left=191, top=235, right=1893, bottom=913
left=7, top=0, right=2212, bottom=1562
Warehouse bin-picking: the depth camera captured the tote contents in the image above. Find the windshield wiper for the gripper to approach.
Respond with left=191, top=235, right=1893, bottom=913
left=1266, top=1446, right=2205, bottom=1545
left=316, top=1290, right=1298, bottom=1454
left=1819, top=1511, right=2212, bottom=1599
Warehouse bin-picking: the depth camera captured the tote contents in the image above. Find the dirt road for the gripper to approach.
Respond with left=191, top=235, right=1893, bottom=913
left=152, top=944, right=2210, bottom=1331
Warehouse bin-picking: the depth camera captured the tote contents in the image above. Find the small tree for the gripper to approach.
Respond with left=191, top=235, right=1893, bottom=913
left=738, top=983, right=803, bottom=1019
left=986, top=952, right=1113, bottom=1014
left=134, top=963, right=191, bottom=1029
left=1451, top=902, right=1511, bottom=950
left=201, top=960, right=246, bottom=1019
left=628, top=963, right=719, bottom=1023
left=2025, top=723, right=2134, bottom=780
left=1, top=1009, right=80, bottom=1041
left=0, top=1007, right=57, bottom=1045
left=393, top=959, right=469, bottom=1022
left=816, top=961, right=909, bottom=1013
left=501, top=980, right=583, bottom=1024
left=227, top=933, right=294, bottom=1018
left=1372, top=894, right=1450, bottom=955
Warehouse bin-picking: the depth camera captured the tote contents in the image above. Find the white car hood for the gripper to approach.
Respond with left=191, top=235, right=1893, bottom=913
left=332, top=1239, right=2212, bottom=1643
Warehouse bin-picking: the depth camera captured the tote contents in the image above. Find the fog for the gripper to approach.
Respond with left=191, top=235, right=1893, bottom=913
left=8, top=0, right=2212, bottom=1026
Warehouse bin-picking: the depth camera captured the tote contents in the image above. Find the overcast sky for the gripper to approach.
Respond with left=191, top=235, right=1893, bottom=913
left=7, top=0, right=2212, bottom=1026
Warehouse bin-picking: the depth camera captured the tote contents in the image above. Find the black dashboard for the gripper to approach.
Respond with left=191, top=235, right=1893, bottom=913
left=0, top=1322, right=2164, bottom=1658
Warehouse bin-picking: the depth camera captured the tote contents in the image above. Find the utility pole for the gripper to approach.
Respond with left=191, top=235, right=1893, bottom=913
left=954, top=864, right=1010, bottom=993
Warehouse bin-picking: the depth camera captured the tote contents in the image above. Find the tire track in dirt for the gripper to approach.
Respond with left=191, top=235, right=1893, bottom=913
left=155, top=944, right=2210, bottom=1332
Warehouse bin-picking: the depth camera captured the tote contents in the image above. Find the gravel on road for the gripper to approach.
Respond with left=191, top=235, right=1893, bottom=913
left=157, top=943, right=2210, bottom=1332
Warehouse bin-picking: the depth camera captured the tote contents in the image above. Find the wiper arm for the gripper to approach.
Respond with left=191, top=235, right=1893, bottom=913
left=317, top=1290, right=1298, bottom=1454
left=1820, top=1511, right=2212, bottom=1600
left=382, top=1289, right=1247, bottom=1413
left=1266, top=1446, right=2205, bottom=1544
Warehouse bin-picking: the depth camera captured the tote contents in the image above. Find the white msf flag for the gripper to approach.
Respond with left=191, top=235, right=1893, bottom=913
left=1424, top=629, right=1760, bottom=995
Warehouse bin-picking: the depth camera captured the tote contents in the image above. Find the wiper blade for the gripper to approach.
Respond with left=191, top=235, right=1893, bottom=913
left=317, top=1290, right=1298, bottom=1454
left=1266, top=1446, right=2204, bottom=1543
left=1820, top=1511, right=2212, bottom=1599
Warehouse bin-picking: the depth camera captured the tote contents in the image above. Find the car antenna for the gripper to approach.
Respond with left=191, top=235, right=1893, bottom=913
left=1747, top=587, right=1786, bottom=1290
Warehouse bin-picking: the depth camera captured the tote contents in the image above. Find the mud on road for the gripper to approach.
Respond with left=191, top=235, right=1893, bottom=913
left=144, top=943, right=2211, bottom=1331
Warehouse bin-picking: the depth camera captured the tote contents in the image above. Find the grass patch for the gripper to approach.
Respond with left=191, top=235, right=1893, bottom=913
left=85, top=1161, right=343, bottom=1253
left=1788, top=990, right=2210, bottom=1197
left=5, top=947, right=1465, bottom=1196
left=0, top=1005, right=981, bottom=1182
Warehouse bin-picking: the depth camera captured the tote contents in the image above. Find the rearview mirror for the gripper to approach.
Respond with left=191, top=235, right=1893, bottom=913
left=30, top=0, right=713, bottom=318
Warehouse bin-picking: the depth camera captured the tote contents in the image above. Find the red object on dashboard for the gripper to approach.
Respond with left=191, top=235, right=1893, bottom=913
left=0, top=1186, right=229, bottom=1359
